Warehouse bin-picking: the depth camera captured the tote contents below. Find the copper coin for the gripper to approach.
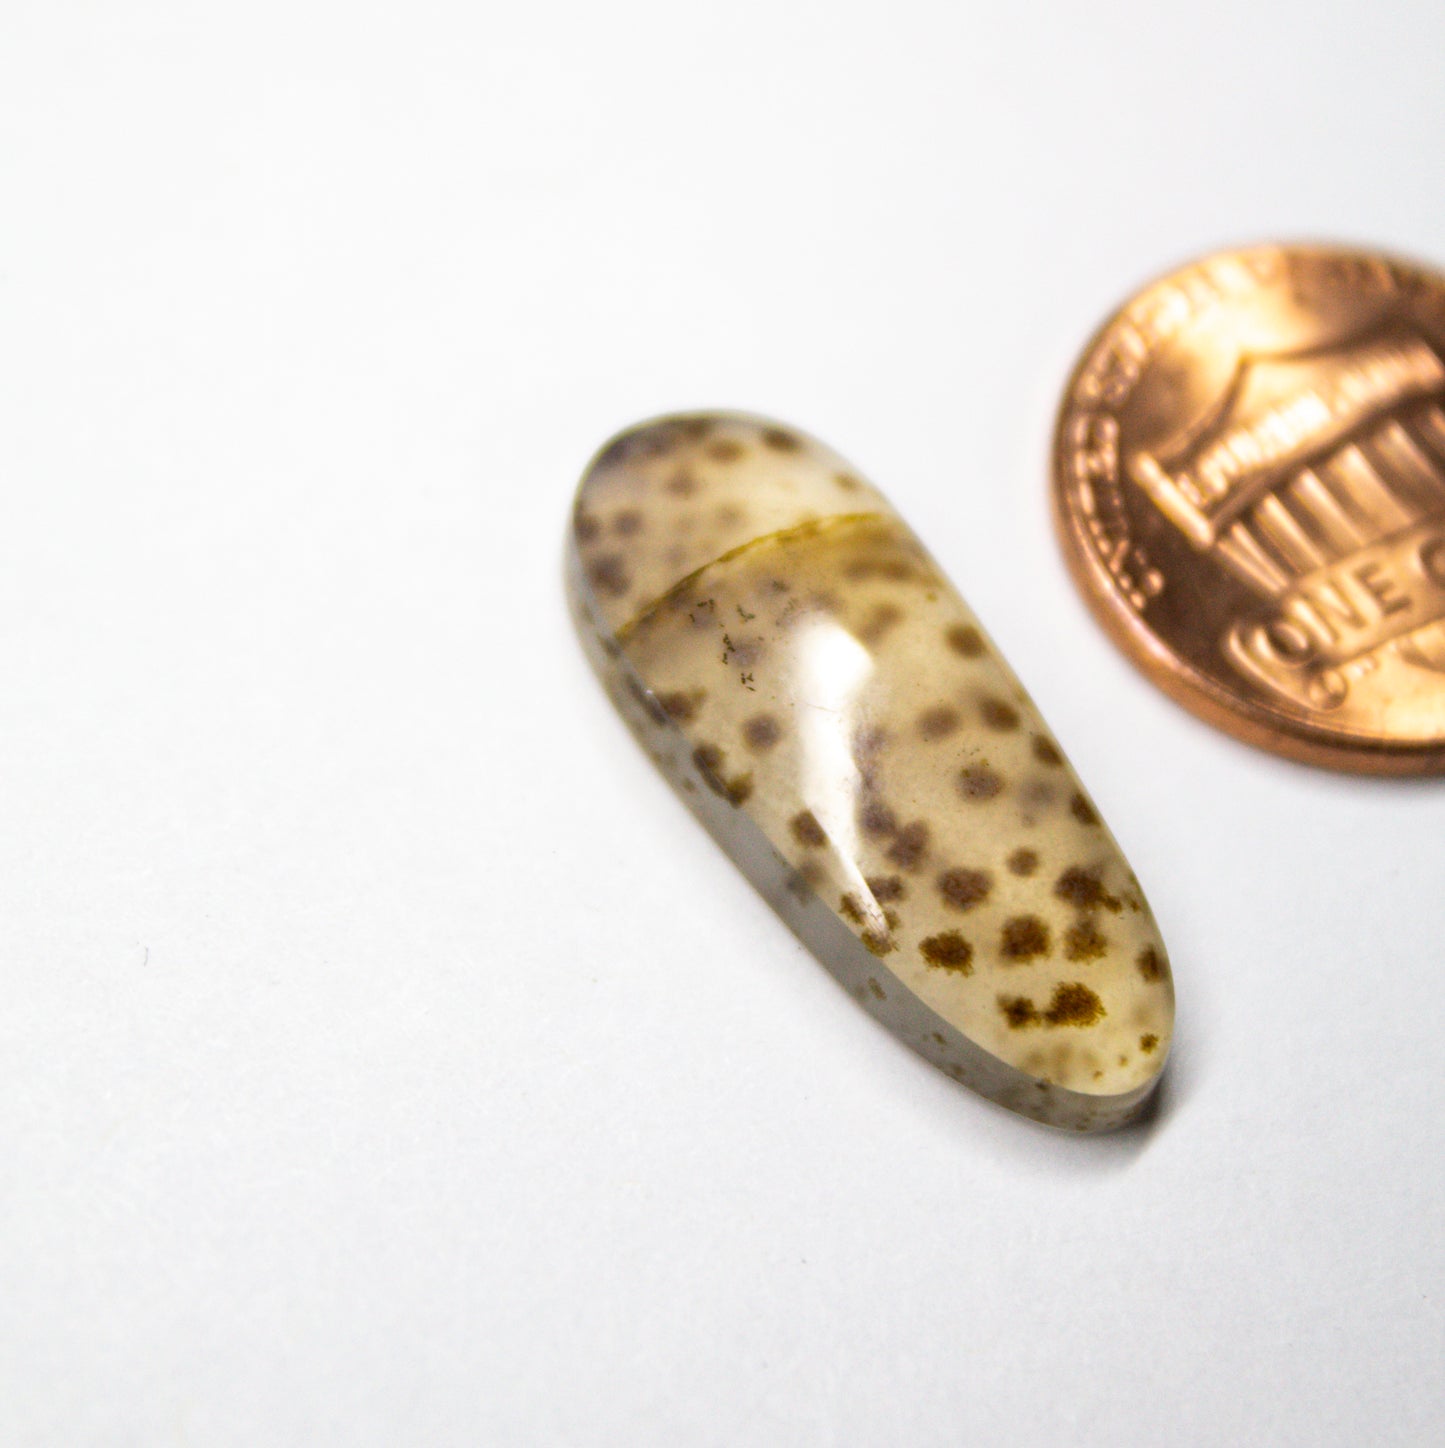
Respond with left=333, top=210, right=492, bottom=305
left=1053, top=243, right=1445, bottom=774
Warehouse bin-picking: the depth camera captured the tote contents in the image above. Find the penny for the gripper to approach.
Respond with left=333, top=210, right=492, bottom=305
left=1052, top=243, right=1445, bottom=774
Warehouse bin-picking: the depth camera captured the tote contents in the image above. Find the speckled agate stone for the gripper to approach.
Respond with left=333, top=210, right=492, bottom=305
left=567, top=413, right=1174, bottom=1131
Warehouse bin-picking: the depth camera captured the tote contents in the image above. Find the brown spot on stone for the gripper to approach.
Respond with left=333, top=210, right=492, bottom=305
left=715, top=504, right=745, bottom=528
left=866, top=976, right=887, bottom=999
left=658, top=690, right=699, bottom=722
left=1032, top=735, right=1063, bottom=766
left=613, top=509, right=644, bottom=537
left=1137, top=945, right=1165, bottom=983
left=1070, top=791, right=1100, bottom=826
left=1140, top=1033, right=1159, bottom=1053
left=1053, top=866, right=1120, bottom=912
left=920, top=931, right=974, bottom=973
left=859, top=799, right=899, bottom=838
left=862, top=931, right=894, bottom=958
left=834, top=471, right=862, bottom=492
left=945, top=624, right=985, bottom=658
left=839, top=893, right=866, bottom=925
left=705, top=439, right=744, bottom=463
left=917, top=705, right=960, bottom=740
left=664, top=469, right=700, bottom=497
left=885, top=821, right=930, bottom=871
left=638, top=426, right=682, bottom=459
left=1001, top=915, right=1051, bottom=961
left=938, top=867, right=991, bottom=912
left=1044, top=982, right=1105, bottom=1027
left=790, top=809, right=827, bottom=849
left=1020, top=779, right=1056, bottom=814
left=1007, top=847, right=1039, bottom=877
left=979, top=697, right=1021, bottom=731
left=588, top=555, right=630, bottom=597
left=692, top=743, right=750, bottom=806
left=1000, top=987, right=1104, bottom=1031
left=802, top=589, right=841, bottom=618
left=958, top=764, right=1004, bottom=801
left=1064, top=919, right=1109, bottom=962
left=741, top=714, right=782, bottom=752
left=786, top=859, right=826, bottom=898
left=1000, top=995, right=1040, bottom=1029
left=677, top=418, right=713, bottom=441
left=575, top=511, right=601, bottom=542
left=858, top=603, right=904, bottom=644
left=761, top=427, right=801, bottom=452
left=725, top=775, right=753, bottom=805
left=866, top=875, right=906, bottom=902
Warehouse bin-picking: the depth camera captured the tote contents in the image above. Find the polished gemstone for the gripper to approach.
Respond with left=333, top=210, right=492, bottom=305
left=568, top=413, right=1174, bottom=1130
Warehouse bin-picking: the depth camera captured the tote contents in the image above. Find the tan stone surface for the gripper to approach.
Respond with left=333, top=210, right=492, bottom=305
left=570, top=413, right=1173, bottom=1129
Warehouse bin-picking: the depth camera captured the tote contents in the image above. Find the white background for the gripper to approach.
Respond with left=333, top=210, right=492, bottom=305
left=2, top=3, right=1442, bottom=1444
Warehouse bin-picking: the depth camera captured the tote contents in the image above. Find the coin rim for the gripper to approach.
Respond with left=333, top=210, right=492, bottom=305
left=1050, top=240, right=1445, bottom=776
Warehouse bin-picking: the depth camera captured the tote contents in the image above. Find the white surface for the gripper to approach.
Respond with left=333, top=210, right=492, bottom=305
left=2, top=2, right=1442, bottom=1443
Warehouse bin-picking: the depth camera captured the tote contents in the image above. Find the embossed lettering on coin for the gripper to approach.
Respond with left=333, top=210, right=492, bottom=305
left=1053, top=244, right=1445, bottom=773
